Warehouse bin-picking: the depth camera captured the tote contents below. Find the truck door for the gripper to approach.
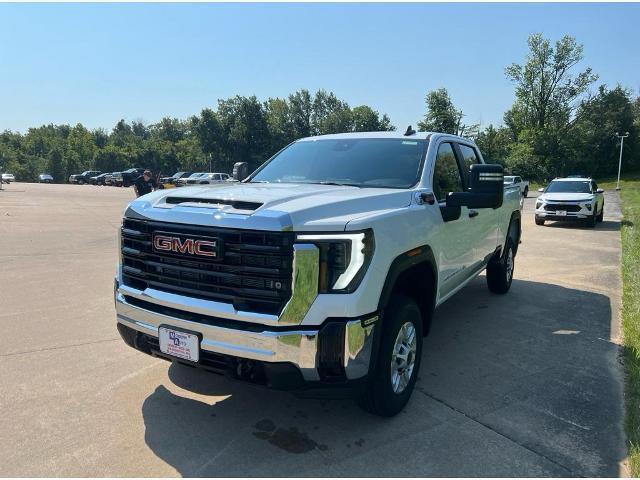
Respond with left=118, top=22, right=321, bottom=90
left=430, top=142, right=477, bottom=300
left=455, top=143, right=499, bottom=267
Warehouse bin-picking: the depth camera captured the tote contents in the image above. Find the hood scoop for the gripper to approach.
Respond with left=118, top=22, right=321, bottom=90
left=164, top=196, right=263, bottom=211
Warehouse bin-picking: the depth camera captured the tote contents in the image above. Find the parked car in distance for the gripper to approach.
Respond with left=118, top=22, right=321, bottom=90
left=535, top=177, right=604, bottom=227
left=69, top=171, right=101, bottom=184
left=186, top=172, right=231, bottom=185
left=104, top=172, right=120, bottom=186
left=38, top=174, right=54, bottom=183
left=90, top=173, right=110, bottom=186
left=158, top=171, right=193, bottom=189
left=504, top=175, right=529, bottom=197
left=113, top=168, right=145, bottom=187
left=176, top=172, right=208, bottom=187
left=2, top=173, right=16, bottom=183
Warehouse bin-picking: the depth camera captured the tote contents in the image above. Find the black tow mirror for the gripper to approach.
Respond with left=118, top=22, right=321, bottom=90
left=446, top=164, right=504, bottom=209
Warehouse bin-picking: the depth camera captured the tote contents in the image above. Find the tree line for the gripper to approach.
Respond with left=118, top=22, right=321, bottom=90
left=0, top=90, right=394, bottom=183
left=1, top=33, right=639, bottom=183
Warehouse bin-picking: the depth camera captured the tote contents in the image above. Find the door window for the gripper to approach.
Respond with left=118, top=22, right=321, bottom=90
left=432, top=143, right=464, bottom=202
left=458, top=144, right=480, bottom=184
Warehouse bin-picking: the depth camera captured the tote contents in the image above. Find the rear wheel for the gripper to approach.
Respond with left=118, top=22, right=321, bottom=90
left=359, top=295, right=423, bottom=417
left=487, top=239, right=515, bottom=294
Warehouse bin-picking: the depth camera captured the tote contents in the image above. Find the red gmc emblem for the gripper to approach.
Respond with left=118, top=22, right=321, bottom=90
left=153, top=233, right=218, bottom=258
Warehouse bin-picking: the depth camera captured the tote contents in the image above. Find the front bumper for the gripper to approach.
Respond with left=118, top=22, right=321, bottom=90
left=535, top=211, right=590, bottom=221
left=535, top=203, right=593, bottom=221
left=115, top=281, right=377, bottom=390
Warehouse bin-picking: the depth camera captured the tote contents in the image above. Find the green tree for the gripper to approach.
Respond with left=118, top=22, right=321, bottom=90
left=288, top=89, right=313, bottom=138
left=351, top=105, right=395, bottom=132
left=570, top=85, right=638, bottom=176
left=475, top=125, right=512, bottom=166
left=505, top=33, right=598, bottom=132
left=217, top=95, right=270, bottom=171
left=311, top=90, right=353, bottom=135
left=417, top=88, right=476, bottom=136
left=47, top=147, right=65, bottom=182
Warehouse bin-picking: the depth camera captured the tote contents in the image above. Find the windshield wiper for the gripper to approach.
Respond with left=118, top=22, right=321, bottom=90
left=314, top=181, right=362, bottom=188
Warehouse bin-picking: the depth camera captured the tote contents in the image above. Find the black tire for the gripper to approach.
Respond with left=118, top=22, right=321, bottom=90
left=597, top=203, right=604, bottom=222
left=586, top=211, right=597, bottom=228
left=78, top=179, right=85, bottom=185
left=487, top=239, right=515, bottom=294
left=523, top=187, right=529, bottom=198
left=358, top=295, right=423, bottom=417
left=535, top=216, right=545, bottom=226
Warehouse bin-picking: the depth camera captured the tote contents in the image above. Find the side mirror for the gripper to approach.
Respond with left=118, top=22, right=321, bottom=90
left=596, top=188, right=604, bottom=194
left=446, top=164, right=504, bottom=209
left=538, top=187, right=545, bottom=193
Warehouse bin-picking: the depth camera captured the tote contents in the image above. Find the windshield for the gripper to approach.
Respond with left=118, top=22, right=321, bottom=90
left=545, top=181, right=592, bottom=194
left=504, top=176, right=515, bottom=183
left=250, top=138, right=427, bottom=188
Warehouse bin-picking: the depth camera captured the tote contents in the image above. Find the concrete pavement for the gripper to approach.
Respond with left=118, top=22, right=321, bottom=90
left=0, top=183, right=627, bottom=476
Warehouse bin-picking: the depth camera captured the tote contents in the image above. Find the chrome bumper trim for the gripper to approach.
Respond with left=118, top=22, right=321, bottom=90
left=116, top=291, right=376, bottom=383
left=344, top=317, right=377, bottom=379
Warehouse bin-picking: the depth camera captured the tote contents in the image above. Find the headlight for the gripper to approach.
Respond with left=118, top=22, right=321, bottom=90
left=296, top=230, right=374, bottom=293
left=536, top=201, right=543, bottom=209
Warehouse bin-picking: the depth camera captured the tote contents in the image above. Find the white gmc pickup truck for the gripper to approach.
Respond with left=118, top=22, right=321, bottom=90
left=115, top=130, right=522, bottom=416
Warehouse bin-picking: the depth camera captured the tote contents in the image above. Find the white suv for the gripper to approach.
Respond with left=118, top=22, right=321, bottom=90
left=535, top=177, right=604, bottom=227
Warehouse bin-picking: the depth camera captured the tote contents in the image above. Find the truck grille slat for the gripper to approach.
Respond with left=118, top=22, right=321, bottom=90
left=120, top=218, right=294, bottom=315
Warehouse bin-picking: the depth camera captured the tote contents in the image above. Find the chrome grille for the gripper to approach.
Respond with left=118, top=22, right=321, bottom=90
left=120, top=218, right=294, bottom=315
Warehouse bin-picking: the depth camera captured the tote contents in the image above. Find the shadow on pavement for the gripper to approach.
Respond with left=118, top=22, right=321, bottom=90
left=542, top=219, right=621, bottom=231
left=142, top=278, right=625, bottom=477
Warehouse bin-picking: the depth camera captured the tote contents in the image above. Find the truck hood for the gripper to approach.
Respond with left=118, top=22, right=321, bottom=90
left=126, top=182, right=413, bottom=231
left=539, top=192, right=594, bottom=202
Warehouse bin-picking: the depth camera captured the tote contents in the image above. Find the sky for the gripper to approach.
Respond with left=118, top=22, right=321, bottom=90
left=1, top=2, right=639, bottom=134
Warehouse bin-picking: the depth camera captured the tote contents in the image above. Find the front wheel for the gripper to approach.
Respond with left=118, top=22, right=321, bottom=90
left=523, top=187, right=529, bottom=198
left=586, top=211, right=597, bottom=228
left=535, top=216, right=545, bottom=226
left=487, top=239, right=515, bottom=294
left=358, top=295, right=423, bottom=417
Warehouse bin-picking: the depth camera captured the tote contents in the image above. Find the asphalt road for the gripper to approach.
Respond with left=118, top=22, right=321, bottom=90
left=0, top=183, right=627, bottom=477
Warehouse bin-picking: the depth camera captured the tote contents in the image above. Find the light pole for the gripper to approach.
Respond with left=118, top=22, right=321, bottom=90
left=615, top=132, right=629, bottom=191
left=208, top=153, right=212, bottom=173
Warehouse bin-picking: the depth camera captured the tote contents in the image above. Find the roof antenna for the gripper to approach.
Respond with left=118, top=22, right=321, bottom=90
left=404, top=125, right=416, bottom=136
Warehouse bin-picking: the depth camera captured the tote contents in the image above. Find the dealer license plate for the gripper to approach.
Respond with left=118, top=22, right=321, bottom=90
left=158, top=326, right=200, bottom=362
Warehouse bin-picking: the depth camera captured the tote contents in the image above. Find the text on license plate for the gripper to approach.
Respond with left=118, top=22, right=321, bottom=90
left=158, top=327, right=199, bottom=362
left=555, top=210, right=567, bottom=216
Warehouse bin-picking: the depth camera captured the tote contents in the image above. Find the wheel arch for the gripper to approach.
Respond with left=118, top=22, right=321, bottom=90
left=377, top=246, right=438, bottom=337
left=505, top=210, right=522, bottom=256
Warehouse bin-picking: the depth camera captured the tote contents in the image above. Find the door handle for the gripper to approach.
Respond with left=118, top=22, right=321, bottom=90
left=468, top=210, right=479, bottom=218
